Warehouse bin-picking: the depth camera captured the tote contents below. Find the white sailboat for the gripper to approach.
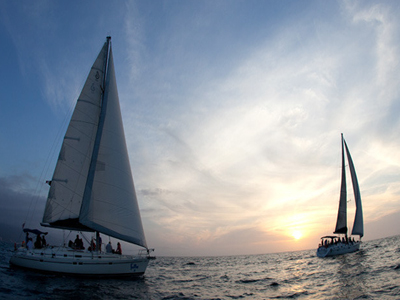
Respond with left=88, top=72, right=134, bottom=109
left=317, top=134, right=364, bottom=258
left=10, top=37, right=154, bottom=276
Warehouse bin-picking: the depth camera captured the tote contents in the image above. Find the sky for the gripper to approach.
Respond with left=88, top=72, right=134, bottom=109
left=0, top=0, right=399, bottom=257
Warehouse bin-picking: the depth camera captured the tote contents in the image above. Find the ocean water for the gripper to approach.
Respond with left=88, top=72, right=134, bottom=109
left=0, top=236, right=399, bottom=299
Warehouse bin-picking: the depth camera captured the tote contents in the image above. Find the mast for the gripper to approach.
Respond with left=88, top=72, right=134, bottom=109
left=96, top=231, right=100, bottom=252
left=80, top=36, right=111, bottom=219
left=82, top=37, right=111, bottom=253
left=334, top=133, right=348, bottom=235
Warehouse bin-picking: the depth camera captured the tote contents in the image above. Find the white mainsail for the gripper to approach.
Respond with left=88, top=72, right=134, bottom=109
left=344, top=140, right=364, bottom=237
left=42, top=37, right=147, bottom=248
left=334, top=134, right=347, bottom=235
left=42, top=43, right=106, bottom=230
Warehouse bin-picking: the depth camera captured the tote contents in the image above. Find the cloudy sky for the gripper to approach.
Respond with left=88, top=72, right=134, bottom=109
left=0, top=0, right=399, bottom=256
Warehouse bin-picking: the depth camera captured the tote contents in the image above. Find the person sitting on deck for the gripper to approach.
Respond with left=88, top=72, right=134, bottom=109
left=115, top=242, right=122, bottom=255
left=88, top=238, right=96, bottom=252
left=26, top=238, right=33, bottom=250
left=79, top=238, right=84, bottom=249
left=106, top=242, right=113, bottom=253
left=74, top=235, right=79, bottom=248
left=74, top=235, right=84, bottom=249
left=42, top=235, right=47, bottom=247
left=34, top=235, right=42, bottom=249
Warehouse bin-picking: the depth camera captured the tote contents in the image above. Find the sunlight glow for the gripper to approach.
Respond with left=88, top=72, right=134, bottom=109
left=292, top=230, right=303, bottom=240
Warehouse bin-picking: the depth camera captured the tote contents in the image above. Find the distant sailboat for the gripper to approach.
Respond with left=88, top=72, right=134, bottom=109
left=10, top=37, right=154, bottom=276
left=317, top=134, right=364, bottom=258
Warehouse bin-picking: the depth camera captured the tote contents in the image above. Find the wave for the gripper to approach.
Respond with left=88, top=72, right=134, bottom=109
left=236, top=276, right=274, bottom=284
left=271, top=290, right=309, bottom=299
left=1, top=237, right=400, bottom=299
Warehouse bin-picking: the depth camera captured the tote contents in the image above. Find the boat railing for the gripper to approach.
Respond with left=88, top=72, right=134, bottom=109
left=138, top=248, right=156, bottom=259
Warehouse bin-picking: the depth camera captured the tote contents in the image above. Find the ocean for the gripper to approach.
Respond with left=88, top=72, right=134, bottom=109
left=0, top=235, right=399, bottom=299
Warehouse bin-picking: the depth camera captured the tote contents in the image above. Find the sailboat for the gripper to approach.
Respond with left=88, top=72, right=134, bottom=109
left=10, top=37, right=154, bottom=276
left=316, top=134, right=364, bottom=258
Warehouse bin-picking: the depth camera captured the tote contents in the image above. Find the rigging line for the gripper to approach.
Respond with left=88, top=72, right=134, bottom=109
left=24, top=46, right=100, bottom=229
left=27, top=45, right=100, bottom=228
left=23, top=88, right=78, bottom=231
left=23, top=42, right=96, bottom=230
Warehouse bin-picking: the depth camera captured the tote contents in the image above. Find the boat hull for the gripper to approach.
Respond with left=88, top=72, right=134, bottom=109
left=10, top=247, right=149, bottom=276
left=316, top=242, right=360, bottom=258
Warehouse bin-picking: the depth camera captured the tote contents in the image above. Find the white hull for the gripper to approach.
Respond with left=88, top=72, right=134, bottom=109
left=316, top=242, right=360, bottom=258
left=10, top=247, right=149, bottom=276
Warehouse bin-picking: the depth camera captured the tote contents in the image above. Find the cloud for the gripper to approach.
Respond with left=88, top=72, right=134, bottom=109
left=1, top=1, right=399, bottom=255
left=0, top=175, right=47, bottom=241
left=119, top=1, right=400, bottom=255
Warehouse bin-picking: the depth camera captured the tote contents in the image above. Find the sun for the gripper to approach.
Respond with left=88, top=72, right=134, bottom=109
left=292, top=230, right=303, bottom=240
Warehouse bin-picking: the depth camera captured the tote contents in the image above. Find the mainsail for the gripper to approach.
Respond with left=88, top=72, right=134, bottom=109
left=344, top=140, right=364, bottom=237
left=334, top=134, right=347, bottom=234
left=42, top=37, right=147, bottom=248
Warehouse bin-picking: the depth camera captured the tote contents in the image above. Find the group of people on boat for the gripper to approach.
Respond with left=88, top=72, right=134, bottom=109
left=87, top=236, right=101, bottom=252
left=319, top=236, right=358, bottom=248
left=23, top=233, right=47, bottom=250
left=106, top=241, right=122, bottom=255
left=68, top=234, right=85, bottom=250
left=66, top=234, right=122, bottom=254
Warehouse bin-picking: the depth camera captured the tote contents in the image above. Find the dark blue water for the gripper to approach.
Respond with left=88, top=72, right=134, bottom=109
left=1, top=236, right=399, bottom=299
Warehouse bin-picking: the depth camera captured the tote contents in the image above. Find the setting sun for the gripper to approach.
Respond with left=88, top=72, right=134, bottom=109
left=292, top=230, right=303, bottom=240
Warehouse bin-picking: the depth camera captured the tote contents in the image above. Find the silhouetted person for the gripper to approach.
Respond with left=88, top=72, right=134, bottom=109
left=34, top=235, right=42, bottom=249
left=106, top=242, right=113, bottom=253
left=115, top=242, right=122, bottom=255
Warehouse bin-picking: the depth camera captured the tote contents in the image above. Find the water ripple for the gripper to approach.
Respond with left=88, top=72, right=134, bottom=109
left=0, top=236, right=399, bottom=299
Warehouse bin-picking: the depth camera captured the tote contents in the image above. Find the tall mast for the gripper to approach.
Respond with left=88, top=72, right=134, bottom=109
left=79, top=36, right=112, bottom=251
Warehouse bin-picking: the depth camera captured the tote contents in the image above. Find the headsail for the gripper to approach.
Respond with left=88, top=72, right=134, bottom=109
left=42, top=37, right=147, bottom=248
left=334, top=134, right=347, bottom=235
left=79, top=43, right=147, bottom=248
left=344, top=139, right=364, bottom=237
